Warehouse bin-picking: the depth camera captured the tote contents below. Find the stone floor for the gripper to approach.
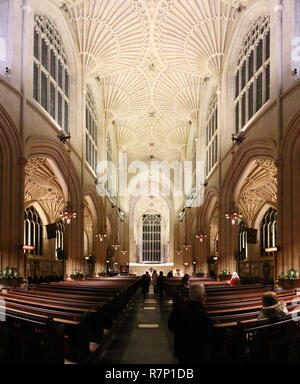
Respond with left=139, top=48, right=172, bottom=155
left=92, top=287, right=178, bottom=364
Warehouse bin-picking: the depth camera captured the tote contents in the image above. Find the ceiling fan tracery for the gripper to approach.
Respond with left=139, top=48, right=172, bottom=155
left=57, top=0, right=251, bottom=161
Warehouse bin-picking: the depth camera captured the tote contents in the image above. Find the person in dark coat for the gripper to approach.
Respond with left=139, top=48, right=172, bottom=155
left=181, top=273, right=190, bottom=288
left=141, top=273, right=150, bottom=299
left=156, top=271, right=166, bottom=300
left=168, top=284, right=215, bottom=364
left=167, top=271, right=173, bottom=278
left=152, top=270, right=158, bottom=294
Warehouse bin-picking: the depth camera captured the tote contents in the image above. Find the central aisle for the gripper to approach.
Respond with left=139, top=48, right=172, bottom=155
left=94, top=288, right=178, bottom=364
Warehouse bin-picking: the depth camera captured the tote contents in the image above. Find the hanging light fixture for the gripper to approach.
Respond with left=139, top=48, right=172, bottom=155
left=120, top=216, right=127, bottom=256
left=196, top=233, right=208, bottom=243
left=182, top=210, right=191, bottom=252
left=60, top=134, right=76, bottom=224
left=176, top=219, right=183, bottom=255
left=225, top=140, right=242, bottom=226
left=225, top=208, right=242, bottom=226
left=112, top=243, right=120, bottom=251
left=182, top=243, right=192, bottom=252
left=96, top=233, right=107, bottom=242
left=60, top=201, right=77, bottom=224
left=112, top=205, right=121, bottom=252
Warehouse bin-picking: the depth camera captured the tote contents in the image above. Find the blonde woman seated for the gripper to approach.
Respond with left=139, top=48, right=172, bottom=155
left=257, top=291, right=288, bottom=320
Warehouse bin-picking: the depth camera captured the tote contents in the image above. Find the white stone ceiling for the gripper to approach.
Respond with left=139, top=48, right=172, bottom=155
left=60, top=0, right=249, bottom=161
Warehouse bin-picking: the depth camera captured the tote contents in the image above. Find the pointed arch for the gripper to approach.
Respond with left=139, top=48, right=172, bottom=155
left=0, top=104, right=23, bottom=269
left=25, top=136, right=83, bottom=274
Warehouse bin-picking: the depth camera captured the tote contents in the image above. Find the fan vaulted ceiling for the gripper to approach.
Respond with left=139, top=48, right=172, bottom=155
left=57, top=0, right=248, bottom=162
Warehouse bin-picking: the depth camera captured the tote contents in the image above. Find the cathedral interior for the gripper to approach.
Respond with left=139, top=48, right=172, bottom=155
left=0, top=0, right=300, bottom=366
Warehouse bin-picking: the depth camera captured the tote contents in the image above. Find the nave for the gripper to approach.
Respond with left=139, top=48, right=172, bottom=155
left=92, top=287, right=177, bottom=365
left=1, top=0, right=300, bottom=366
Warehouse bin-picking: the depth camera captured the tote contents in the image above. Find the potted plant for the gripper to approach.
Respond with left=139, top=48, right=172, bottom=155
left=278, top=269, right=300, bottom=289
left=70, top=269, right=84, bottom=280
left=98, top=270, right=107, bottom=277
left=218, top=269, right=232, bottom=282
left=0, top=267, right=23, bottom=288
left=196, top=269, right=205, bottom=277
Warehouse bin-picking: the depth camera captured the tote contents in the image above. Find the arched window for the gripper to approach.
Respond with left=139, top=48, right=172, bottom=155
left=85, top=87, right=98, bottom=173
left=142, top=214, right=161, bottom=263
left=238, top=221, right=248, bottom=260
left=55, top=221, right=65, bottom=257
left=0, top=37, right=6, bottom=62
left=206, top=91, right=218, bottom=176
left=24, top=206, right=43, bottom=255
left=33, top=14, right=69, bottom=133
left=260, top=208, right=277, bottom=256
left=235, top=16, right=270, bottom=133
left=0, top=0, right=9, bottom=66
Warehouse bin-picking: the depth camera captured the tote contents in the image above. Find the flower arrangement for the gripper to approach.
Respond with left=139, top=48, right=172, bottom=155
left=70, top=269, right=84, bottom=280
left=279, top=269, right=300, bottom=289
left=0, top=267, right=23, bottom=287
left=279, top=269, right=299, bottom=280
left=218, top=269, right=232, bottom=282
left=98, top=270, right=107, bottom=277
left=220, top=269, right=230, bottom=276
left=196, top=269, right=204, bottom=277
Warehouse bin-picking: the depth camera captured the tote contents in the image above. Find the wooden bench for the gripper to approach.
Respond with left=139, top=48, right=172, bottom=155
left=223, top=312, right=300, bottom=363
left=0, top=305, right=64, bottom=364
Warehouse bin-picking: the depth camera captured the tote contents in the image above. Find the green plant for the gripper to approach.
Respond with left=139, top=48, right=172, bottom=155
left=0, top=266, right=22, bottom=279
left=71, top=269, right=83, bottom=276
left=99, top=270, right=106, bottom=275
left=279, top=269, right=299, bottom=280
left=197, top=269, right=204, bottom=274
left=220, top=269, right=230, bottom=276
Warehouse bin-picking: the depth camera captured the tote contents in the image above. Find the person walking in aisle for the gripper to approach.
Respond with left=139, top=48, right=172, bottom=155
left=141, top=273, right=150, bottom=300
left=152, top=270, right=158, bottom=294
left=156, top=271, right=166, bottom=300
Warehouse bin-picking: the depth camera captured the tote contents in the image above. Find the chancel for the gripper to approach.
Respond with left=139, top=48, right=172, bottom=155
left=0, top=0, right=300, bottom=365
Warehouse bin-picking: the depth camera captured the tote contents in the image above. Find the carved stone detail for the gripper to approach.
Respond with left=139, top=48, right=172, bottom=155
left=24, top=158, right=65, bottom=222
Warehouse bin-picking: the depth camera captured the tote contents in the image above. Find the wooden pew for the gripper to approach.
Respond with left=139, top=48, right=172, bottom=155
left=0, top=304, right=64, bottom=364
left=223, top=311, right=300, bottom=363
left=0, top=277, right=141, bottom=363
left=0, top=294, right=91, bottom=362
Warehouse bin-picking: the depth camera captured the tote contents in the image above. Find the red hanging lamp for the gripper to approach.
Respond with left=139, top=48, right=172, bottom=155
left=225, top=137, right=242, bottom=226
left=196, top=233, right=208, bottom=243
left=96, top=233, right=107, bottom=242
left=182, top=212, right=191, bottom=252
left=60, top=134, right=76, bottom=224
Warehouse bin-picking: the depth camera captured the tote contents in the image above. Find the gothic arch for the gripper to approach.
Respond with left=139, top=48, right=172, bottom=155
left=0, top=104, right=23, bottom=268
left=279, top=110, right=300, bottom=272
left=25, top=136, right=83, bottom=274
left=220, top=138, right=277, bottom=273
left=222, top=138, right=277, bottom=211
left=199, top=187, right=219, bottom=231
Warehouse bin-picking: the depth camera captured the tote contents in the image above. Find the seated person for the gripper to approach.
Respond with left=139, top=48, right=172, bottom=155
left=229, top=272, right=240, bottom=286
left=257, top=291, right=288, bottom=320
left=168, top=284, right=215, bottom=364
left=181, top=273, right=190, bottom=288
